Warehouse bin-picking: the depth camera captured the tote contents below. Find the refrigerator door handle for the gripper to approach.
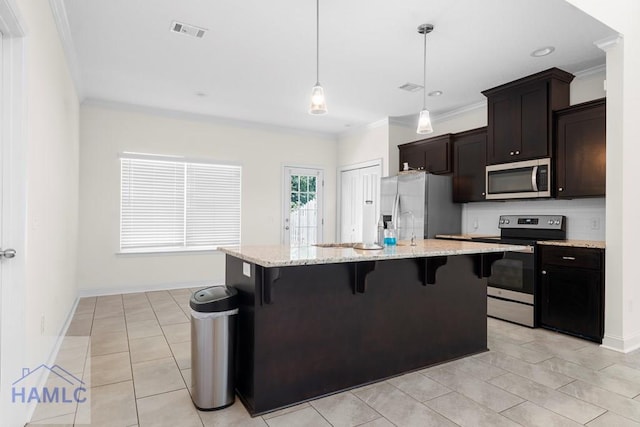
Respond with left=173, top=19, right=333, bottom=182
left=392, top=193, right=400, bottom=227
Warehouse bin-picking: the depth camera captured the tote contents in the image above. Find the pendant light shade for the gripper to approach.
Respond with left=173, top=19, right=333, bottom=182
left=309, top=0, right=327, bottom=114
left=310, top=83, right=327, bottom=114
left=416, top=23, right=434, bottom=134
left=417, top=109, right=433, bottom=134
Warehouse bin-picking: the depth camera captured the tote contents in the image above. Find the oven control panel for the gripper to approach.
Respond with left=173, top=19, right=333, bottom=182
left=498, top=215, right=565, bottom=230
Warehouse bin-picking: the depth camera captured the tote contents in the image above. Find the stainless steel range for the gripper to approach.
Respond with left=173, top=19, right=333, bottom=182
left=472, top=215, right=566, bottom=327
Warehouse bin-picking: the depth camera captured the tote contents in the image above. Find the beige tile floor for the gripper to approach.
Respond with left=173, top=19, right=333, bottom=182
left=28, top=289, right=640, bottom=426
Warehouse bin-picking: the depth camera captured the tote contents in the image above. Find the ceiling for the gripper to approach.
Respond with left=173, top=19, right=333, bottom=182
left=59, top=0, right=616, bottom=135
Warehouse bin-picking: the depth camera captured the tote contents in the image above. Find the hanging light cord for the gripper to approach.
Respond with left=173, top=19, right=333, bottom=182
left=422, top=27, right=427, bottom=109
left=316, top=0, right=320, bottom=84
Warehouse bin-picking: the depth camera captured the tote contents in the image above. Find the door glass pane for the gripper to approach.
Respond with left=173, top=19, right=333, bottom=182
left=288, top=172, right=320, bottom=245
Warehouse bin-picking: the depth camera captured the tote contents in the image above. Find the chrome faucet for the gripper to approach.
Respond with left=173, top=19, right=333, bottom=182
left=400, top=210, right=417, bottom=246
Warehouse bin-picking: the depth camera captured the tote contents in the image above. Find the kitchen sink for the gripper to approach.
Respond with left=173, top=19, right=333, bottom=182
left=312, top=242, right=395, bottom=249
left=312, top=242, right=359, bottom=248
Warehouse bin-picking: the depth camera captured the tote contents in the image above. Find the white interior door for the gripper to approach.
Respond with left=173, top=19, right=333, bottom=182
left=340, top=168, right=360, bottom=243
left=0, top=19, right=28, bottom=426
left=339, top=163, right=381, bottom=243
left=283, top=167, right=324, bottom=245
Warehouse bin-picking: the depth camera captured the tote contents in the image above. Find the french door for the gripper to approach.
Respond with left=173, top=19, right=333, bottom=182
left=283, top=167, right=324, bottom=245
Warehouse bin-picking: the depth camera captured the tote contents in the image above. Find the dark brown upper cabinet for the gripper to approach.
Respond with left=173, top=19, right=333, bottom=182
left=482, top=68, right=574, bottom=165
left=554, top=98, right=606, bottom=198
left=398, top=134, right=452, bottom=174
left=452, top=127, right=487, bottom=203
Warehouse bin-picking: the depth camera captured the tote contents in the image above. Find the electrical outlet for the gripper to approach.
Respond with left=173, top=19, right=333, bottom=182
left=590, top=218, right=600, bottom=230
left=40, top=315, right=45, bottom=334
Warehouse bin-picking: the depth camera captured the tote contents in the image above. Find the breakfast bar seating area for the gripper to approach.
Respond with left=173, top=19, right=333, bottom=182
left=221, top=239, right=525, bottom=415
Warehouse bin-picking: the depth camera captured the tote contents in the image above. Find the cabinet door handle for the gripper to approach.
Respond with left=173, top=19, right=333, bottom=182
left=541, top=270, right=547, bottom=275
left=559, top=187, right=564, bottom=192
left=515, top=150, right=520, bottom=155
left=562, top=256, right=576, bottom=261
left=509, top=151, right=514, bottom=156
left=481, top=192, right=485, bottom=196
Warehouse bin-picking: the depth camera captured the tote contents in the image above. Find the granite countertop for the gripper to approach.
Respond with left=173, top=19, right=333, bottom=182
left=435, top=234, right=500, bottom=240
left=437, top=234, right=605, bottom=250
left=219, top=239, right=527, bottom=268
left=537, top=240, right=605, bottom=249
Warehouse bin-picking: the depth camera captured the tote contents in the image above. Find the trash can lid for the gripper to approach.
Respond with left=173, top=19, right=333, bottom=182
left=190, top=286, right=239, bottom=312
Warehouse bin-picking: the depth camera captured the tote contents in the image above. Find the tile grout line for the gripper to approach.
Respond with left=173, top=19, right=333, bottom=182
left=124, top=292, right=143, bottom=427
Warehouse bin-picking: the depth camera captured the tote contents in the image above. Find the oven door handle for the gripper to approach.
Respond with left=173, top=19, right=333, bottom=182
left=531, top=166, right=539, bottom=192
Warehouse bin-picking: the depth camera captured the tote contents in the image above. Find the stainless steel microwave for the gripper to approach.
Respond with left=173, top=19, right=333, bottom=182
left=485, top=158, right=551, bottom=200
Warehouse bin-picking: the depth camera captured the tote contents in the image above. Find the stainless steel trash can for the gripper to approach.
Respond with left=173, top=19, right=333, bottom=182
left=190, top=286, right=239, bottom=410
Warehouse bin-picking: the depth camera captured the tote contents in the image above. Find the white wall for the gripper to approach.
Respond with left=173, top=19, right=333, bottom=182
left=77, top=104, right=337, bottom=294
left=18, top=0, right=80, bottom=375
left=571, top=67, right=607, bottom=104
left=337, top=118, right=390, bottom=174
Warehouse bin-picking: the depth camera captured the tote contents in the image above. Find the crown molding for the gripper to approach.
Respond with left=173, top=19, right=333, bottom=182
left=389, top=100, right=488, bottom=131
left=595, top=34, right=623, bottom=52
left=337, top=117, right=389, bottom=139
left=574, top=63, right=606, bottom=78
left=82, top=98, right=338, bottom=140
left=49, top=0, right=84, bottom=98
left=432, top=101, right=486, bottom=123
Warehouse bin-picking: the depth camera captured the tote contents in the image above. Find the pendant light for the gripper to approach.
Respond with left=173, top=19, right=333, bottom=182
left=309, top=0, right=327, bottom=114
left=416, top=23, right=434, bottom=134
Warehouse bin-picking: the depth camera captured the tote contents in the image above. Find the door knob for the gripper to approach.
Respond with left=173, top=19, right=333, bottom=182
left=0, top=248, right=16, bottom=259
left=285, top=226, right=289, bottom=230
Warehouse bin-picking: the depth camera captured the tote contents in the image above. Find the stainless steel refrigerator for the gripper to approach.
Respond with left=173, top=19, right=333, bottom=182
left=380, top=172, right=461, bottom=240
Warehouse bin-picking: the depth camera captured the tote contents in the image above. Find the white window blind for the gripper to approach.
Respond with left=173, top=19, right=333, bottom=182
left=120, top=155, right=241, bottom=252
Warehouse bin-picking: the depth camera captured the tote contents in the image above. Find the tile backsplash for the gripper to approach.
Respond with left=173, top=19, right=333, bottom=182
left=462, top=198, right=605, bottom=241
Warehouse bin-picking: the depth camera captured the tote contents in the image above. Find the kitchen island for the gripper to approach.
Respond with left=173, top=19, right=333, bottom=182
left=220, top=239, right=525, bottom=416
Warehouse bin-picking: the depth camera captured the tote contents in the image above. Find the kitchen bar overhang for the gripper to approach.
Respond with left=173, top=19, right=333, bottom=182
left=219, top=239, right=526, bottom=416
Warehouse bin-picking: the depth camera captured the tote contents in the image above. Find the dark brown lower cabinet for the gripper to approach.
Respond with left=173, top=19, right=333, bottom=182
left=538, top=245, right=604, bottom=343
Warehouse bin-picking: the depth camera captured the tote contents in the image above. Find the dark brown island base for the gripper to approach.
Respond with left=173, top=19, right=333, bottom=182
left=219, top=240, right=525, bottom=416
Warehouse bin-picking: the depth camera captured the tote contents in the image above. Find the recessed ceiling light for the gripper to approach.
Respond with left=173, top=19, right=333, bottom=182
left=428, top=90, right=443, bottom=97
left=531, top=46, right=555, bottom=57
left=195, top=92, right=207, bottom=97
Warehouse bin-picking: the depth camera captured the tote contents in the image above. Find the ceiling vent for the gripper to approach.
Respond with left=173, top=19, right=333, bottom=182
left=171, top=21, right=207, bottom=39
left=398, top=82, right=423, bottom=92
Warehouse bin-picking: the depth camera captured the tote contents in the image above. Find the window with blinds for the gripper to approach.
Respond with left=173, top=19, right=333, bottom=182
left=120, top=154, right=241, bottom=252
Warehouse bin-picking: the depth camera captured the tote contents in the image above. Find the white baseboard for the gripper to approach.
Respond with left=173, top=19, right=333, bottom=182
left=601, top=331, right=640, bottom=353
left=26, top=297, right=80, bottom=422
left=77, top=279, right=225, bottom=298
